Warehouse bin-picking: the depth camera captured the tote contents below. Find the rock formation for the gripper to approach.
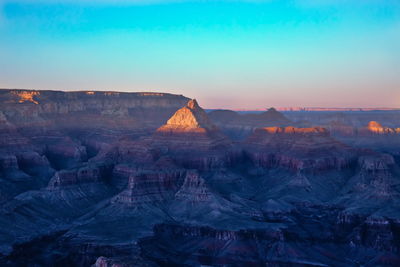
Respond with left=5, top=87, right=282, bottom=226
left=112, top=170, right=185, bottom=206
left=363, top=121, right=400, bottom=135
left=157, top=99, right=217, bottom=133
left=0, top=89, right=189, bottom=131
left=47, top=164, right=106, bottom=189
left=174, top=171, right=212, bottom=202
left=244, top=126, right=356, bottom=171
left=149, top=99, right=233, bottom=169
left=327, top=120, right=400, bottom=154
left=209, top=107, right=292, bottom=140
left=0, top=89, right=400, bottom=266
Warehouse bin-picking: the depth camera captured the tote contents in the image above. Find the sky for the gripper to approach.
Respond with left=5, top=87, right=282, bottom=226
left=0, top=0, right=399, bottom=109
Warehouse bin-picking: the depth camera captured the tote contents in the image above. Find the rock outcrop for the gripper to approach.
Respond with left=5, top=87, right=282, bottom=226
left=0, top=89, right=190, bottom=131
left=359, top=121, right=400, bottom=135
left=44, top=137, right=88, bottom=170
left=209, top=107, right=292, bottom=140
left=251, top=107, right=292, bottom=125
left=157, top=99, right=217, bottom=133
left=174, top=171, right=212, bottom=203
left=244, top=126, right=356, bottom=171
left=149, top=99, right=232, bottom=169
left=112, top=170, right=186, bottom=206
left=47, top=164, right=110, bottom=188
left=334, top=152, right=399, bottom=227
left=323, top=120, right=400, bottom=155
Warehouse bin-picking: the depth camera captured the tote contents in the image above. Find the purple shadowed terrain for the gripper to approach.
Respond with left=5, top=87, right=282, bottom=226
left=0, top=89, right=400, bottom=266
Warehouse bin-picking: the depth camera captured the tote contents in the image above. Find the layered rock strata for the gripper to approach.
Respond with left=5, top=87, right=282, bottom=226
left=244, top=126, right=356, bottom=171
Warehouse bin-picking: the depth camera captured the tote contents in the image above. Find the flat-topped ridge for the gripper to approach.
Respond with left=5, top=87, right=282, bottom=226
left=0, top=88, right=187, bottom=105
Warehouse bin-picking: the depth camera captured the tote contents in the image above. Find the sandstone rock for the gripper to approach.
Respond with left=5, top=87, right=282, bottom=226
left=15, top=151, right=50, bottom=171
left=95, top=100, right=234, bottom=171
left=112, top=170, right=186, bottom=206
left=48, top=164, right=105, bottom=188
left=174, top=171, right=212, bottom=202
left=148, top=99, right=232, bottom=169
left=111, top=164, right=142, bottom=190
left=1, top=89, right=400, bottom=266
left=0, top=89, right=190, bottom=131
left=113, top=140, right=154, bottom=165
left=157, top=99, right=216, bottom=132
left=355, top=121, right=399, bottom=136
left=45, top=138, right=88, bottom=169
left=0, top=111, right=31, bottom=150
left=209, top=107, right=292, bottom=140
left=245, top=126, right=356, bottom=171
left=367, top=121, right=395, bottom=134
left=154, top=99, right=224, bottom=139
left=258, top=107, right=291, bottom=124
left=336, top=152, right=399, bottom=219
left=326, top=120, right=356, bottom=136
left=358, top=154, right=394, bottom=172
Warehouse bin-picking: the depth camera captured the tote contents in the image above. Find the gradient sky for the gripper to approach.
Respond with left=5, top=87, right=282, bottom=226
left=0, top=0, right=399, bottom=109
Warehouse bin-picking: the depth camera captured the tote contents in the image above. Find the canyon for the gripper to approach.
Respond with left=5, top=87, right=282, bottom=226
left=0, top=89, right=400, bottom=266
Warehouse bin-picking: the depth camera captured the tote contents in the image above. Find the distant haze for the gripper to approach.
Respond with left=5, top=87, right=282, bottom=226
left=1, top=0, right=399, bottom=109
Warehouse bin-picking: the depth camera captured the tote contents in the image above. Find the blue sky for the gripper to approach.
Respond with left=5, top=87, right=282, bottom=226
left=0, top=0, right=399, bottom=109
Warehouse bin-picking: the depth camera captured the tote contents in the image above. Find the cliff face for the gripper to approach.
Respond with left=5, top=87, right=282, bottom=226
left=112, top=170, right=186, bottom=207
left=326, top=120, right=400, bottom=154
left=0, top=89, right=189, bottom=130
left=0, top=89, right=190, bottom=206
left=158, top=99, right=216, bottom=132
left=363, top=121, right=400, bottom=135
left=148, top=99, right=233, bottom=169
left=244, top=126, right=356, bottom=171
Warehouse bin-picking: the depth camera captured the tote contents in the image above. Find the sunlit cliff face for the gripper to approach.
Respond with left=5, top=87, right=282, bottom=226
left=85, top=91, right=95, bottom=95
left=367, top=121, right=391, bottom=134
left=11, top=91, right=40, bottom=104
left=367, top=121, right=400, bottom=134
left=156, top=99, right=217, bottom=134
left=367, top=121, right=384, bottom=133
